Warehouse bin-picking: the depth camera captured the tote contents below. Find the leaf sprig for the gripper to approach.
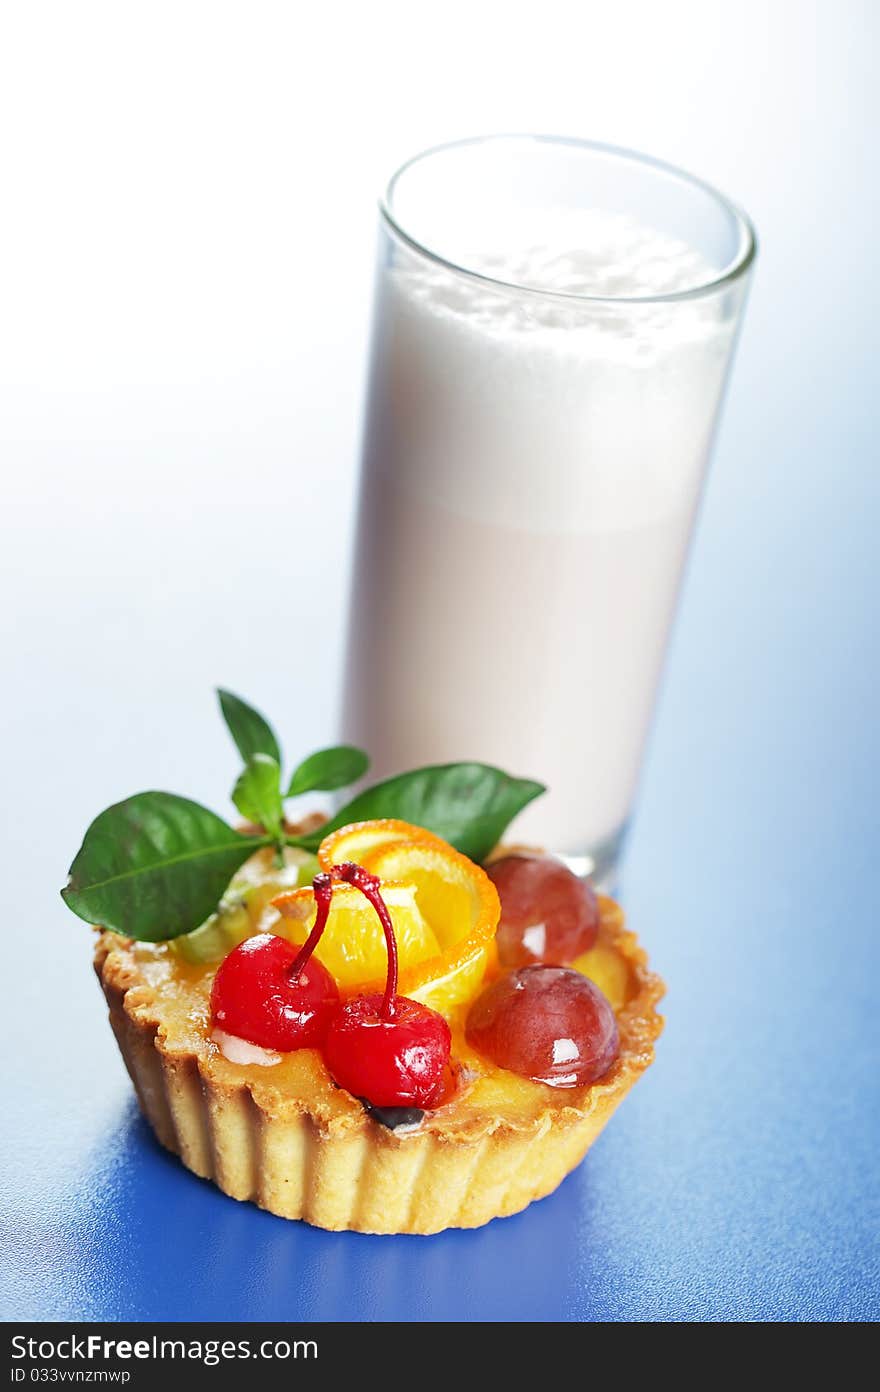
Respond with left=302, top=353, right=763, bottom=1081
left=217, top=688, right=369, bottom=805
left=61, top=690, right=545, bottom=942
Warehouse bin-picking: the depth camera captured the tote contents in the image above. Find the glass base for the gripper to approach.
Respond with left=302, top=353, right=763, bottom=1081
left=555, top=823, right=629, bottom=895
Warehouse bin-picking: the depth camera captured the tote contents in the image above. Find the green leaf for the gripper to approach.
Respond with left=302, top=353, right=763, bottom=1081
left=287, top=745, right=370, bottom=798
left=232, top=753, right=284, bottom=839
left=217, top=688, right=281, bottom=767
left=61, top=791, right=270, bottom=941
left=292, top=762, right=545, bottom=862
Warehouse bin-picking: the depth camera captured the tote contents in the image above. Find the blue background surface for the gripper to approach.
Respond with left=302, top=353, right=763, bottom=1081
left=1, top=1, right=877, bottom=1323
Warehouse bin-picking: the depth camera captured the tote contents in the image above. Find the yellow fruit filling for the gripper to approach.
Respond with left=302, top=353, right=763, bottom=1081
left=145, top=821, right=637, bottom=1121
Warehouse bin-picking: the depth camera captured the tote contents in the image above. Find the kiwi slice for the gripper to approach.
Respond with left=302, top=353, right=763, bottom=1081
left=171, top=852, right=321, bottom=964
left=171, top=897, right=252, bottom=964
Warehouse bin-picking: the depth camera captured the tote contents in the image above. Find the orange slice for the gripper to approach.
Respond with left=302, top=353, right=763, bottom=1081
left=362, top=839, right=489, bottom=949
left=317, top=818, right=448, bottom=872
left=337, top=826, right=501, bottom=1012
left=285, top=820, right=502, bottom=1014
left=272, top=880, right=440, bottom=991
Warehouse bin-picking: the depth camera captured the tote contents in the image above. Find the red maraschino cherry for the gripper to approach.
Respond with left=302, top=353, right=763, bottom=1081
left=323, top=862, right=452, bottom=1109
left=210, top=875, right=340, bottom=1050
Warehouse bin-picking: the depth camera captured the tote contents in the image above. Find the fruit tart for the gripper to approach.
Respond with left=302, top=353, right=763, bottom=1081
left=64, top=691, right=663, bottom=1234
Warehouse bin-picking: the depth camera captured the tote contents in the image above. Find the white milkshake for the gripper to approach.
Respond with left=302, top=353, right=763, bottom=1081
left=343, top=198, right=746, bottom=865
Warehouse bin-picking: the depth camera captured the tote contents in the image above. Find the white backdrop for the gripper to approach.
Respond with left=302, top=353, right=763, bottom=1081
left=0, top=0, right=873, bottom=866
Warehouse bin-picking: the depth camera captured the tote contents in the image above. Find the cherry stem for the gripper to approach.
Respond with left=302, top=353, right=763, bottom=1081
left=288, top=861, right=399, bottom=1019
left=338, top=863, right=399, bottom=1021
left=289, top=871, right=333, bottom=982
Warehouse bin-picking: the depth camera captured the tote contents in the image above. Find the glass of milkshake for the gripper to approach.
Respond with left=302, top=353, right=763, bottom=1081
left=341, top=136, right=756, bottom=883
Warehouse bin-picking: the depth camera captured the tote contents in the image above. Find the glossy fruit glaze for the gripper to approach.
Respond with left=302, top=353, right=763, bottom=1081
left=211, top=858, right=452, bottom=1108
left=488, top=854, right=599, bottom=967
left=210, top=932, right=339, bottom=1050
left=325, top=992, right=452, bottom=1108
left=465, top=964, right=619, bottom=1088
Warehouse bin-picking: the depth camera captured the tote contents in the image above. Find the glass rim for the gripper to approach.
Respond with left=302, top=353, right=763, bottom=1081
left=380, top=133, right=757, bottom=306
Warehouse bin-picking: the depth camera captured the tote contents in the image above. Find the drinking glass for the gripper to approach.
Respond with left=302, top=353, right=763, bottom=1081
left=341, top=135, right=756, bottom=882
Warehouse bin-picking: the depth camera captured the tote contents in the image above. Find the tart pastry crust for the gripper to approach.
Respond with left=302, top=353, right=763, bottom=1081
left=95, top=902, right=663, bottom=1234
